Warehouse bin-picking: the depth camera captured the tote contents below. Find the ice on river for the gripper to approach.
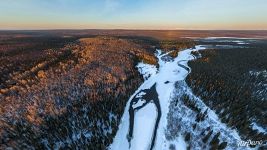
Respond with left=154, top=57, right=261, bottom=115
left=131, top=102, right=157, bottom=150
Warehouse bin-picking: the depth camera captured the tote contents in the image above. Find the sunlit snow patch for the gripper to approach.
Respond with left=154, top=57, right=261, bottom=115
left=136, top=63, right=157, bottom=80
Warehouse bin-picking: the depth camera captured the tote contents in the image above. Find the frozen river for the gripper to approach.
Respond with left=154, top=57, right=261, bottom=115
left=109, top=46, right=206, bottom=150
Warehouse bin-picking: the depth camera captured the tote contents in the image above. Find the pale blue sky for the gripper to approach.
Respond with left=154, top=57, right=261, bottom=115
left=0, top=0, right=266, bottom=29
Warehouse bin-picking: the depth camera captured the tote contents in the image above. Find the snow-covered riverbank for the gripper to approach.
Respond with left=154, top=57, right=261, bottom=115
left=109, top=45, right=247, bottom=150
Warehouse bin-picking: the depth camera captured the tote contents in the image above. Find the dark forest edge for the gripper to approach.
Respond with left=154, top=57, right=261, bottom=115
left=186, top=39, right=267, bottom=149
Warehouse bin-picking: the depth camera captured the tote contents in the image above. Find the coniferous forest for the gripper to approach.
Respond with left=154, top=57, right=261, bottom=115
left=0, top=30, right=266, bottom=149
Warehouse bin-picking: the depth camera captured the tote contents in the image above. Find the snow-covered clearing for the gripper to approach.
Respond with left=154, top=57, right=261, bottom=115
left=251, top=122, right=267, bottom=133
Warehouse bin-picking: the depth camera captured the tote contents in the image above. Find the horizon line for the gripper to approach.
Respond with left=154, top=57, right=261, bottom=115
left=1, top=28, right=267, bottom=31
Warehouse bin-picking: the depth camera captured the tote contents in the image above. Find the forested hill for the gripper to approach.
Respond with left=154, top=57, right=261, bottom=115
left=0, top=36, right=155, bottom=149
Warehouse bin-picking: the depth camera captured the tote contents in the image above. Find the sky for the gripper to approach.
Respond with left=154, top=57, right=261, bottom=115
left=0, top=0, right=266, bottom=30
